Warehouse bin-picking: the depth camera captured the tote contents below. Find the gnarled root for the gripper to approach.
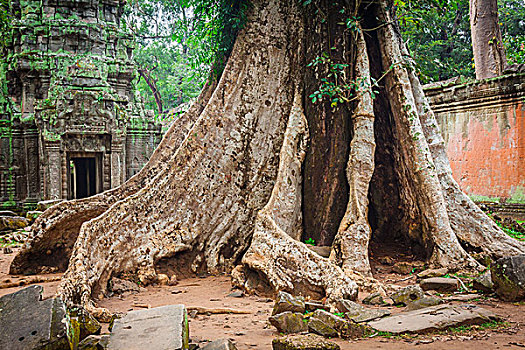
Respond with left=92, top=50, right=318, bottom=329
left=9, top=77, right=216, bottom=275
left=235, top=90, right=358, bottom=304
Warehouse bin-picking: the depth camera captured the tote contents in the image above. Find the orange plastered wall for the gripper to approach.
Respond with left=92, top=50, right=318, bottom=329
left=445, top=102, right=524, bottom=202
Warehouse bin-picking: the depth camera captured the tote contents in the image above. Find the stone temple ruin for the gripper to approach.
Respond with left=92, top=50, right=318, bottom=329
left=0, top=0, right=162, bottom=210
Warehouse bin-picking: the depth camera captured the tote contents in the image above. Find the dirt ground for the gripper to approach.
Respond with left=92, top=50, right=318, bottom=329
left=1, top=247, right=525, bottom=350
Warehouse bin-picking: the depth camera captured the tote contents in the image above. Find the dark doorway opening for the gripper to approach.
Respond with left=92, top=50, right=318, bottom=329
left=68, top=155, right=101, bottom=199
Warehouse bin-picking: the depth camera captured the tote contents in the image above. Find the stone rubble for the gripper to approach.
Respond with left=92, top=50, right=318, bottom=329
left=491, top=254, right=525, bottom=301
left=368, top=304, right=498, bottom=334
left=390, top=285, right=425, bottom=305
left=420, top=277, right=459, bottom=292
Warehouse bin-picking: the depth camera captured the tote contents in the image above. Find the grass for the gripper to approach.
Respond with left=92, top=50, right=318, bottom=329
left=371, top=320, right=509, bottom=340
left=445, top=320, right=509, bottom=334
left=485, top=212, right=525, bottom=241
left=0, top=236, right=18, bottom=247
left=497, top=224, right=525, bottom=241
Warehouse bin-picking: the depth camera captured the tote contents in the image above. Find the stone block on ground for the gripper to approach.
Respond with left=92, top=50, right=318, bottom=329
left=336, top=299, right=364, bottom=315
left=362, top=292, right=384, bottom=305
left=269, top=312, right=308, bottom=334
left=405, top=296, right=442, bottom=311
left=491, top=254, right=525, bottom=301
left=201, top=339, right=238, bottom=350
left=368, top=304, right=498, bottom=334
left=0, top=285, right=68, bottom=350
left=0, top=215, right=29, bottom=231
left=349, top=308, right=390, bottom=323
left=337, top=299, right=389, bottom=322
left=390, top=285, right=425, bottom=305
left=420, top=277, right=459, bottom=292
left=108, top=305, right=189, bottom=350
left=473, top=271, right=494, bottom=293
left=417, top=268, right=448, bottom=279
left=307, top=309, right=367, bottom=339
left=78, top=334, right=110, bottom=350
left=68, top=306, right=102, bottom=344
left=272, top=291, right=305, bottom=315
left=272, top=334, right=340, bottom=350
left=305, top=300, right=326, bottom=312
left=443, top=294, right=482, bottom=302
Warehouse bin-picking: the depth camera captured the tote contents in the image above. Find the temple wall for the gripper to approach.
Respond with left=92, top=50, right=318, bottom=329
left=0, top=0, right=162, bottom=210
left=426, top=73, right=525, bottom=203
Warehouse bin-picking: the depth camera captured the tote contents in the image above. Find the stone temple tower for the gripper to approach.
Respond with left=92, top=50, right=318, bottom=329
left=0, top=0, right=163, bottom=210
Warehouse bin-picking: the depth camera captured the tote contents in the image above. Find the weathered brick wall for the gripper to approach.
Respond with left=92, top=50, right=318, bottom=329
left=426, top=73, right=525, bottom=203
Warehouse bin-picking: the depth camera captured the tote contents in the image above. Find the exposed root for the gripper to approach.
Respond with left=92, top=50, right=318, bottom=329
left=405, top=59, right=525, bottom=260
left=56, top=0, right=304, bottom=308
left=330, top=28, right=376, bottom=277
left=238, top=91, right=358, bottom=303
left=9, top=77, right=217, bottom=275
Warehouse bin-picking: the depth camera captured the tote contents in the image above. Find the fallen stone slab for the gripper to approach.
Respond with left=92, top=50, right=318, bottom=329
left=272, top=291, right=305, bottom=315
left=473, top=271, right=494, bottom=293
left=107, top=305, right=189, bottom=350
left=78, top=334, right=110, bottom=350
left=308, top=309, right=368, bottom=339
left=491, top=254, right=525, bottom=301
left=269, top=312, right=308, bottom=334
left=201, top=339, right=238, bottom=350
left=368, top=304, right=498, bottom=334
left=336, top=299, right=364, bottom=314
left=417, top=268, right=448, bottom=279
left=420, top=277, right=459, bottom=292
left=272, top=334, right=340, bottom=350
left=337, top=299, right=390, bottom=322
left=405, top=296, right=442, bottom=311
left=0, top=285, right=68, bottom=350
left=390, top=285, right=425, bottom=305
left=0, top=215, right=29, bottom=231
left=349, top=308, right=391, bottom=323
left=362, top=292, right=385, bottom=305
left=443, top=294, right=482, bottom=302
left=305, top=300, right=326, bottom=312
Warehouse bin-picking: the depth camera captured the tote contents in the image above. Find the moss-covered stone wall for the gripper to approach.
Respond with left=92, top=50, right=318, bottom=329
left=0, top=0, right=162, bottom=210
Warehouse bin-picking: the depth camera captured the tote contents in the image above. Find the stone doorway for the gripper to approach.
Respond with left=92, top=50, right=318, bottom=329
left=68, top=153, right=102, bottom=199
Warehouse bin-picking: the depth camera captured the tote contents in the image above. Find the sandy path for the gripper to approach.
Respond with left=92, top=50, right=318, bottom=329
left=1, top=247, right=524, bottom=349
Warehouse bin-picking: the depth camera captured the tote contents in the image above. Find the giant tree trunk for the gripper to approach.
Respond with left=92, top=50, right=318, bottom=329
left=12, top=0, right=524, bottom=315
left=470, top=0, right=507, bottom=79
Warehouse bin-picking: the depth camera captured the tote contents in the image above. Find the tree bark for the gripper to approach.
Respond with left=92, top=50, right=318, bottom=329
left=11, top=0, right=525, bottom=315
left=470, top=0, right=507, bottom=79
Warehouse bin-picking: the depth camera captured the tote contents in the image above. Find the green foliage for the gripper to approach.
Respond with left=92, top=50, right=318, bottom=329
left=396, top=0, right=474, bottom=83
left=305, top=237, right=316, bottom=246
left=397, top=0, right=525, bottom=84
left=126, top=0, right=249, bottom=114
left=500, top=0, right=525, bottom=65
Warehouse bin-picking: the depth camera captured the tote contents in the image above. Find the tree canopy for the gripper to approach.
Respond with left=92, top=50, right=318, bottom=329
left=128, top=0, right=525, bottom=109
